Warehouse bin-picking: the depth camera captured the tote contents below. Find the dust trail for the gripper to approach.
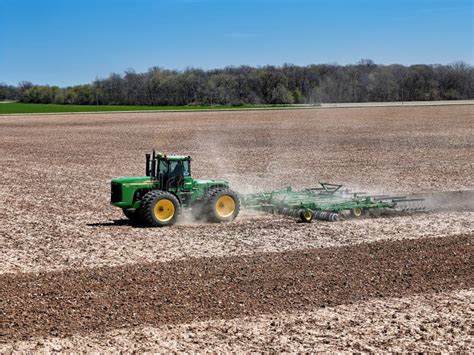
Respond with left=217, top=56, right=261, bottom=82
left=410, top=190, right=474, bottom=212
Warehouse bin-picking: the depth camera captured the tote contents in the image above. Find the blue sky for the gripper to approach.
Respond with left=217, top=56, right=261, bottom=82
left=1, top=0, right=472, bottom=86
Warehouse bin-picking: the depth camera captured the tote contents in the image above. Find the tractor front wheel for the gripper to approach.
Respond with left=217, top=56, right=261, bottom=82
left=122, top=208, right=142, bottom=223
left=140, top=190, right=181, bottom=227
left=204, top=189, right=240, bottom=223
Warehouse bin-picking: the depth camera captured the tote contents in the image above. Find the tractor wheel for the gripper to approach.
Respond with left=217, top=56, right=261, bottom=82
left=350, top=207, right=364, bottom=218
left=300, top=209, right=314, bottom=223
left=122, top=208, right=142, bottom=223
left=191, top=187, right=221, bottom=221
left=139, top=190, right=181, bottom=227
left=191, top=201, right=205, bottom=221
left=203, top=189, right=240, bottom=223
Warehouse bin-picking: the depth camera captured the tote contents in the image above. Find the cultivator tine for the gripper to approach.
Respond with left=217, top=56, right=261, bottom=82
left=372, top=195, right=391, bottom=199
left=393, top=198, right=427, bottom=212
left=376, top=196, right=405, bottom=202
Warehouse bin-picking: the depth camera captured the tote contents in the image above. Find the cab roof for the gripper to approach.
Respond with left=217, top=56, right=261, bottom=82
left=155, top=152, right=191, bottom=161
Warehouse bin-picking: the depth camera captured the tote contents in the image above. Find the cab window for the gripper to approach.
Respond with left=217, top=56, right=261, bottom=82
left=168, top=160, right=190, bottom=177
left=182, top=161, right=190, bottom=177
left=158, top=160, right=169, bottom=175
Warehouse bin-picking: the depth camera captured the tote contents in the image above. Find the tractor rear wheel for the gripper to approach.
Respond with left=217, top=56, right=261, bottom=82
left=140, top=190, right=181, bottom=227
left=203, top=189, right=240, bottom=223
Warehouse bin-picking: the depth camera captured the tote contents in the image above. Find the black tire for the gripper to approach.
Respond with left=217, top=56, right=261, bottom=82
left=139, top=190, right=181, bottom=227
left=202, top=188, right=240, bottom=223
left=191, top=186, right=222, bottom=221
left=191, top=201, right=206, bottom=221
left=122, top=208, right=142, bottom=223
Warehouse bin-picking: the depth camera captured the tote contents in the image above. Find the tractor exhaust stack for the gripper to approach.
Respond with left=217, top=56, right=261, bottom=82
left=145, top=153, right=151, bottom=176
left=151, top=150, right=156, bottom=178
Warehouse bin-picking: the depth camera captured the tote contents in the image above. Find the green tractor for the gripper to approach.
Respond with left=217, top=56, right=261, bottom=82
left=110, top=151, right=240, bottom=226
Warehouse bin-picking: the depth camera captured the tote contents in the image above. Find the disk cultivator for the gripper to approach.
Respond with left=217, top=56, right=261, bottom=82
left=242, top=183, right=426, bottom=223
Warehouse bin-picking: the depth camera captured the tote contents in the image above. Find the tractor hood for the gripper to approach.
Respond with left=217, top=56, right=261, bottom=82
left=193, top=179, right=229, bottom=187
left=111, top=176, right=154, bottom=185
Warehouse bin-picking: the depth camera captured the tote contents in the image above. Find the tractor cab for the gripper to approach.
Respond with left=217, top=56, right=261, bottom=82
left=146, top=151, right=192, bottom=191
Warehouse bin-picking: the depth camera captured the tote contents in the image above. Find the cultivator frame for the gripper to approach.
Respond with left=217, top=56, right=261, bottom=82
left=242, top=182, right=426, bottom=223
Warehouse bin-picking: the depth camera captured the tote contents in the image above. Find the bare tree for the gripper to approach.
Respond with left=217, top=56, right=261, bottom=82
left=15, top=61, right=474, bottom=106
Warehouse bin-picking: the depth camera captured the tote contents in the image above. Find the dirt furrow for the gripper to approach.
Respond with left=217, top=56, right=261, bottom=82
left=1, top=234, right=472, bottom=341
left=3, top=289, right=472, bottom=352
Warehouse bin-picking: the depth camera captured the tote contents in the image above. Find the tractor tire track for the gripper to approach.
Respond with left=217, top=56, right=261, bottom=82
left=1, top=234, right=472, bottom=341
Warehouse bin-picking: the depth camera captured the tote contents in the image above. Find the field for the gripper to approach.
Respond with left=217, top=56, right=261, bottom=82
left=0, top=102, right=291, bottom=115
left=1, top=105, right=473, bottom=351
left=1, top=100, right=471, bottom=115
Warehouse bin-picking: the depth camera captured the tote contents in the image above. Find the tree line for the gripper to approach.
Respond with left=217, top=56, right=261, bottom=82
left=1, top=60, right=472, bottom=105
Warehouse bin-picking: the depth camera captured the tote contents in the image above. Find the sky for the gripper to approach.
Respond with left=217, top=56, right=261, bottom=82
left=0, top=0, right=473, bottom=86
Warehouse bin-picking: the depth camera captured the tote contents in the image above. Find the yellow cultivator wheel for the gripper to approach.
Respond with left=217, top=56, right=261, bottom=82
left=300, top=209, right=314, bottom=223
left=350, top=207, right=363, bottom=218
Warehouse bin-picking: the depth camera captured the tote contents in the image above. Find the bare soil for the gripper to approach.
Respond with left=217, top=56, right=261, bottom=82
left=1, top=235, right=472, bottom=341
left=0, top=105, right=473, bottom=351
left=1, top=210, right=472, bottom=274
left=1, top=105, right=473, bottom=274
left=4, top=289, right=471, bottom=353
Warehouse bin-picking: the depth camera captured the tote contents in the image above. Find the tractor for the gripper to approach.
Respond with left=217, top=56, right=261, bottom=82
left=110, top=151, right=240, bottom=226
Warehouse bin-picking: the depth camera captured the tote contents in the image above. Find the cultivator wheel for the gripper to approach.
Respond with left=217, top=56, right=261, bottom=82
left=350, top=207, right=363, bottom=218
left=140, top=190, right=181, bottom=227
left=203, top=188, right=241, bottom=223
left=300, top=209, right=314, bottom=223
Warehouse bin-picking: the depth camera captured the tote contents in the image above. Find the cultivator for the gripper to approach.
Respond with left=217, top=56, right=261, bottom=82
left=242, top=182, right=426, bottom=223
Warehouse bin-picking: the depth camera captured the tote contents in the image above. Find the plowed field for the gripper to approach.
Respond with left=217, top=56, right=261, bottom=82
left=1, top=105, right=473, bottom=351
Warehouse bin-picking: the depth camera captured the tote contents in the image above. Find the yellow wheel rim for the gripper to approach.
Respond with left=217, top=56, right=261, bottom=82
left=303, top=210, right=313, bottom=221
left=154, top=199, right=175, bottom=222
left=353, top=207, right=363, bottom=217
left=215, top=195, right=236, bottom=218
